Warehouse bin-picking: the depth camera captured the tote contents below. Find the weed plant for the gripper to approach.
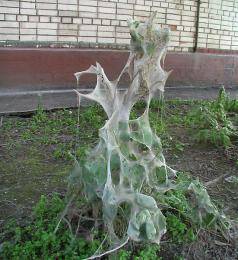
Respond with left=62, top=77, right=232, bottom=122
left=186, top=87, right=238, bottom=147
left=0, top=194, right=101, bottom=259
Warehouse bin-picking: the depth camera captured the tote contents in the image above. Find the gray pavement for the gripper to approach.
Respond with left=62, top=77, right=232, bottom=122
left=0, top=86, right=238, bottom=114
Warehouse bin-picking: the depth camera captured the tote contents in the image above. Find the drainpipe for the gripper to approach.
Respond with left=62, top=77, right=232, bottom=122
left=194, top=0, right=201, bottom=52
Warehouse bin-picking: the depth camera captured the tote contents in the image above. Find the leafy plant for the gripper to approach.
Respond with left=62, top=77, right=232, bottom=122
left=112, top=244, right=161, bottom=260
left=216, top=86, right=238, bottom=113
left=166, top=213, right=187, bottom=243
left=186, top=87, right=238, bottom=147
left=166, top=213, right=195, bottom=243
left=0, top=194, right=101, bottom=259
left=134, top=244, right=161, bottom=260
left=116, top=249, right=132, bottom=260
left=32, top=104, right=48, bottom=124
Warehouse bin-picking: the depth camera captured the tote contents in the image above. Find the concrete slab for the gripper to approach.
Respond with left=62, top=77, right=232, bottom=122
left=1, top=86, right=238, bottom=114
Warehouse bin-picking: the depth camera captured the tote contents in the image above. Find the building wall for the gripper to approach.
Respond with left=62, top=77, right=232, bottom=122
left=197, top=0, right=238, bottom=51
left=0, top=1, right=237, bottom=52
left=1, top=1, right=238, bottom=113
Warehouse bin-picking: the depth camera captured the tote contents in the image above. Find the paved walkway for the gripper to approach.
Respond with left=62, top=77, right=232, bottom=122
left=1, top=86, right=238, bottom=114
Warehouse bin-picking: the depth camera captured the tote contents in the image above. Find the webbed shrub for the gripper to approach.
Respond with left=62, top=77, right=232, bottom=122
left=65, top=13, right=230, bottom=258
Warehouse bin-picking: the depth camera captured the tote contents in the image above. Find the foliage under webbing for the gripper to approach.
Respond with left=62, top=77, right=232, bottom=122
left=68, top=13, right=230, bottom=258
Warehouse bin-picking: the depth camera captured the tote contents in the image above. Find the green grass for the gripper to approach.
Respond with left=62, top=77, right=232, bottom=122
left=2, top=105, right=105, bottom=161
left=2, top=100, right=192, bottom=162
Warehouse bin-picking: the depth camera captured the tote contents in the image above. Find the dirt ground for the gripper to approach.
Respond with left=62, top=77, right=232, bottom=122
left=0, top=103, right=237, bottom=259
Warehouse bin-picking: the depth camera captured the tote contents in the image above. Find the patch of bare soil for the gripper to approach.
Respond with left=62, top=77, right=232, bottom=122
left=0, top=143, right=71, bottom=223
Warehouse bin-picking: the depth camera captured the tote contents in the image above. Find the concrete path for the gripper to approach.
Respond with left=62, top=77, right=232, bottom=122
left=1, top=86, right=238, bottom=114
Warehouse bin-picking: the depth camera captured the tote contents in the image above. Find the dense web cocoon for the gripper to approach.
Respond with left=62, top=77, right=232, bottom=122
left=68, top=13, right=230, bottom=258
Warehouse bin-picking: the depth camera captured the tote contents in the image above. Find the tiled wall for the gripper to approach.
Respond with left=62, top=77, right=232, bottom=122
left=0, top=0, right=237, bottom=52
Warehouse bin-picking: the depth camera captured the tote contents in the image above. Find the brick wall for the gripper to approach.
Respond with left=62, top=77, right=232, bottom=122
left=0, top=0, right=237, bottom=52
left=197, top=0, right=238, bottom=51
